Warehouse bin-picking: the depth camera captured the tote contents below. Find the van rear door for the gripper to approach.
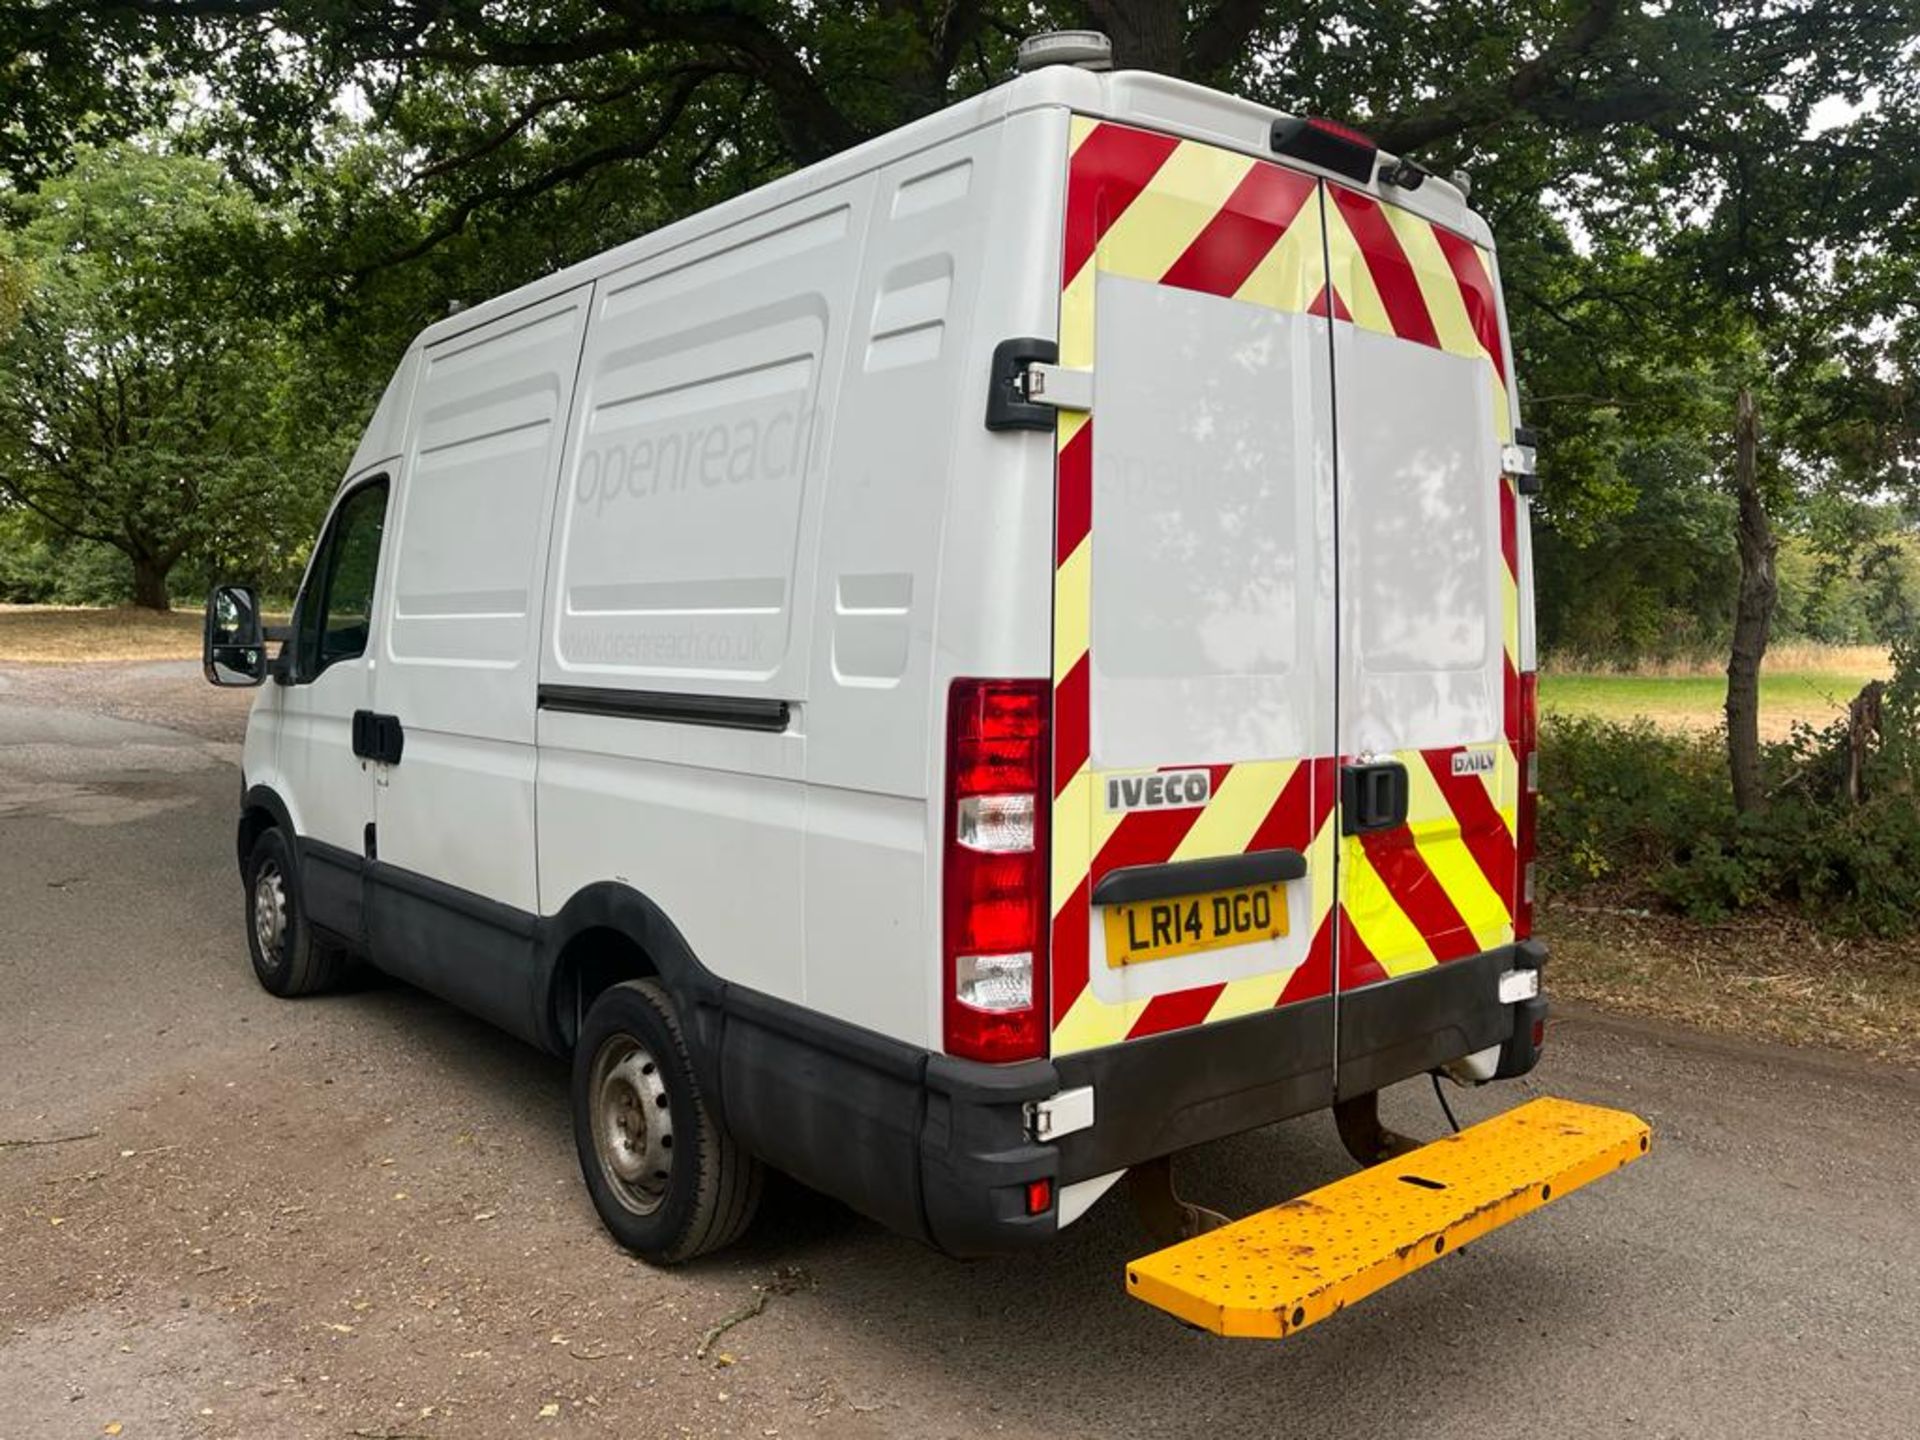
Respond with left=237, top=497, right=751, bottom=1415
left=1321, top=185, right=1522, bottom=1088
left=1046, top=119, right=1520, bottom=1081
left=1047, top=120, right=1340, bottom=1074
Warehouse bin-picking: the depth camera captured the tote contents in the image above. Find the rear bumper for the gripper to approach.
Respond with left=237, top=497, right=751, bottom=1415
left=703, top=940, right=1545, bottom=1258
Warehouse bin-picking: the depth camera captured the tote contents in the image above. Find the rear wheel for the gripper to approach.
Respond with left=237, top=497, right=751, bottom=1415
left=571, top=979, right=761, bottom=1262
left=244, top=828, right=345, bottom=997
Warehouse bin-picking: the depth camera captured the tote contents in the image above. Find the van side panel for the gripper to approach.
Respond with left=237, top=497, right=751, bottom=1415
left=368, top=288, right=588, bottom=1033
left=802, top=113, right=1065, bottom=1047
left=536, top=177, right=875, bottom=1009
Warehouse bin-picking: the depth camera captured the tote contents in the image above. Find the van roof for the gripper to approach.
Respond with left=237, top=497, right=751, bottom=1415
left=412, top=64, right=1492, bottom=356
left=349, top=65, right=1494, bottom=481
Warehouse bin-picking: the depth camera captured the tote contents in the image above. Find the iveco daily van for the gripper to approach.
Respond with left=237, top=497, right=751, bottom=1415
left=206, top=32, right=1648, bottom=1336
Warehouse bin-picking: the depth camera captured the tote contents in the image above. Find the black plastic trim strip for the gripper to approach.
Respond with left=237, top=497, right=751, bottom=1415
left=367, top=859, right=539, bottom=940
left=537, top=685, right=791, bottom=732
left=1090, top=848, right=1307, bottom=906
left=294, top=835, right=366, bottom=946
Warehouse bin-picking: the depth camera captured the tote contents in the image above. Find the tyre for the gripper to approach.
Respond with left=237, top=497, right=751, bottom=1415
left=243, top=828, right=345, bottom=998
left=572, top=979, right=762, bottom=1262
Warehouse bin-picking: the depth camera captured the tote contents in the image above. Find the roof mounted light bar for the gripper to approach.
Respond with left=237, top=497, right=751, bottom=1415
left=1270, top=115, right=1378, bottom=184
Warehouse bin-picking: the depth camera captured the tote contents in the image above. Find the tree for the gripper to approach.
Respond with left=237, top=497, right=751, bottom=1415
left=1726, top=388, right=1774, bottom=812
left=0, top=144, right=347, bottom=608
left=8, top=3, right=1912, bottom=298
left=2, top=1, right=1914, bottom=634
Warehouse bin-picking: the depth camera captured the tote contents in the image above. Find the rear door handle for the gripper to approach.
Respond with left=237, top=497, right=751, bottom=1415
left=351, top=709, right=405, bottom=765
left=1092, top=848, right=1308, bottom=906
left=1341, top=761, right=1408, bottom=835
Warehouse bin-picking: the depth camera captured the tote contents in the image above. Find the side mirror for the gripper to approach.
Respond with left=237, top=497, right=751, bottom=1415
left=203, top=584, right=268, bottom=687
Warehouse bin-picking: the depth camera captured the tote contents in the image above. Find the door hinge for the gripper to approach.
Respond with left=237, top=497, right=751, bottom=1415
left=987, top=336, right=1086, bottom=431
left=1025, top=1086, right=1096, bottom=1142
left=1022, top=361, right=1093, bottom=412
left=1503, top=424, right=1539, bottom=495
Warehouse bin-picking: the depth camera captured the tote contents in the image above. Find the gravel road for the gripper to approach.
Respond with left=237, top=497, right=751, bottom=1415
left=3, top=661, right=1917, bottom=1440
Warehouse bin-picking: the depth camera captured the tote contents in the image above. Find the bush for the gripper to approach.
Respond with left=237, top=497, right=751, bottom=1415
left=1541, top=648, right=1920, bottom=934
left=0, top=514, right=133, bottom=605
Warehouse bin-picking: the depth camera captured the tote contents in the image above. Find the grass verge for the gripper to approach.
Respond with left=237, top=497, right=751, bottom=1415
left=1541, top=901, right=1920, bottom=1067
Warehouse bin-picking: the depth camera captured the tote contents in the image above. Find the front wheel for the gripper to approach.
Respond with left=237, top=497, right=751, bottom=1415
left=571, top=979, right=762, bottom=1262
left=243, top=828, right=345, bottom=997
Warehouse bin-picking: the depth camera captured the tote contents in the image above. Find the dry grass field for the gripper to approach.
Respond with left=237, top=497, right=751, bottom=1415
left=1541, top=643, right=1889, bottom=740
left=0, top=605, right=205, bottom=662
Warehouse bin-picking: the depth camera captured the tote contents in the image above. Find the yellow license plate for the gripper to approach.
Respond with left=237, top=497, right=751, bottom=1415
left=1103, top=883, right=1288, bottom=968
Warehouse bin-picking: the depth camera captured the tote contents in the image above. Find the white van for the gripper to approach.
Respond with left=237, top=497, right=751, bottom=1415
left=205, top=35, right=1575, bottom=1289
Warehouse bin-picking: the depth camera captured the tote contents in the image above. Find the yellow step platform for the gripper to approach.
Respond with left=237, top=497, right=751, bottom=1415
left=1126, top=1096, right=1651, bottom=1339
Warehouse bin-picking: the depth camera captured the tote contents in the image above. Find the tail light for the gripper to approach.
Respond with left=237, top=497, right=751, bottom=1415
left=943, top=678, right=1050, bottom=1063
left=1515, top=670, right=1540, bottom=940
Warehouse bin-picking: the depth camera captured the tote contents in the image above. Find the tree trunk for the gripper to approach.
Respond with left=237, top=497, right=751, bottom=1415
left=129, top=551, right=173, bottom=611
left=1726, top=387, right=1774, bottom=814
left=1085, top=0, right=1187, bottom=75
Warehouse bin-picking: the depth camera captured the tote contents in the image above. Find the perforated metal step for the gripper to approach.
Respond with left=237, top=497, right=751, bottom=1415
left=1126, top=1096, right=1651, bottom=1338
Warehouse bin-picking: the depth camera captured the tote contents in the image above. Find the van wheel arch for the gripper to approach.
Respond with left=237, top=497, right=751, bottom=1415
left=550, top=926, right=658, bottom=1050
left=540, top=883, right=725, bottom=1087
left=237, top=785, right=297, bottom=874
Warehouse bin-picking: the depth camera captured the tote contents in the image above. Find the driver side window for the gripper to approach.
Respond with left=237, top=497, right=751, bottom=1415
left=297, top=479, right=390, bottom=680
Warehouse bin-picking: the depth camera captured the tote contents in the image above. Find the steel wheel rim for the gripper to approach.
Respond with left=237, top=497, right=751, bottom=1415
left=589, top=1033, right=674, bottom=1215
left=253, top=860, right=288, bottom=966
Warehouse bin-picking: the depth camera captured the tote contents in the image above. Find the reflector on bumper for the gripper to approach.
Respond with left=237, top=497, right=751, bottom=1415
left=1126, top=1096, right=1650, bottom=1339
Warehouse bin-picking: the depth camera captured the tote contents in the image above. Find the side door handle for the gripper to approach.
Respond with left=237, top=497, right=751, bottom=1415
left=1341, top=760, right=1408, bottom=835
left=351, top=709, right=405, bottom=765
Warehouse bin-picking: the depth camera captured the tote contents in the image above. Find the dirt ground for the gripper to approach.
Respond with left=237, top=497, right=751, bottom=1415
left=4, top=661, right=1919, bottom=1440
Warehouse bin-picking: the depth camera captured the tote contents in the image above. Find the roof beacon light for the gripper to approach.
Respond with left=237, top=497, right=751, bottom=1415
left=1270, top=115, right=1379, bottom=184
left=1016, top=30, right=1113, bottom=73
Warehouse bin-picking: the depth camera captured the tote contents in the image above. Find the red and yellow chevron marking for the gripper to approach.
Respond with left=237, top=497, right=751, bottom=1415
left=1325, top=185, right=1523, bottom=992
left=1051, top=118, right=1335, bottom=1059
left=1050, top=117, right=1522, bottom=1054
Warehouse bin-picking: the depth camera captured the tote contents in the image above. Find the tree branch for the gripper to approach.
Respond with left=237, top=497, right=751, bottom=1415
left=412, top=72, right=692, bottom=184
left=1375, top=0, right=1639, bottom=152
left=355, top=68, right=712, bottom=277
left=0, top=474, right=128, bottom=550
left=1186, top=0, right=1270, bottom=81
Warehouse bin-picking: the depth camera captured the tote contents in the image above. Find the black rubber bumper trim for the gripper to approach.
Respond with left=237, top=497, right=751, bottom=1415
left=1090, top=847, right=1307, bottom=906
left=1052, top=997, right=1334, bottom=1182
left=713, top=985, right=1060, bottom=1257
left=706, top=943, right=1544, bottom=1253
left=1335, top=946, right=1522, bottom=1099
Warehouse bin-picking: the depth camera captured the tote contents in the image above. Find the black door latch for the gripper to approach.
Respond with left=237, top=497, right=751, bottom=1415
left=351, top=709, right=405, bottom=765
left=1341, top=760, right=1408, bottom=835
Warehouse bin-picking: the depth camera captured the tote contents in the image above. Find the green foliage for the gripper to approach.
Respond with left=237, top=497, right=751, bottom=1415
left=0, top=143, right=354, bottom=606
left=1542, top=638, right=1920, bottom=934
left=0, top=511, right=129, bottom=604
left=0, top=3, right=1914, bottom=639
